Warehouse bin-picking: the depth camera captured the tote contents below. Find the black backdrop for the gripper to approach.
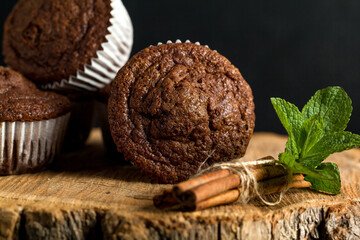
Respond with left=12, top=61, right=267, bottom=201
left=1, top=0, right=360, bottom=134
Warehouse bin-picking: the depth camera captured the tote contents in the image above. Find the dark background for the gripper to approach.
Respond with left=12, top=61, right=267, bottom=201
left=1, top=0, right=360, bottom=134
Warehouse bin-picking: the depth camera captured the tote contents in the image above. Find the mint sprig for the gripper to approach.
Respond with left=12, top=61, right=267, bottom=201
left=271, top=86, right=360, bottom=194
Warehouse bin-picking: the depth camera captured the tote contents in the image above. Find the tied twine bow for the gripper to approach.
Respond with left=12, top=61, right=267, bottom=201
left=195, top=157, right=293, bottom=206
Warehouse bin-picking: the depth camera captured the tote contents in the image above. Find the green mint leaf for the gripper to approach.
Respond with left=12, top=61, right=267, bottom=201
left=285, top=133, right=299, bottom=158
left=272, top=86, right=360, bottom=195
left=271, top=98, right=302, bottom=134
left=299, top=131, right=360, bottom=168
left=302, top=86, right=352, bottom=133
left=300, top=114, right=324, bottom=158
left=305, top=162, right=341, bottom=194
left=271, top=98, right=303, bottom=157
left=279, top=152, right=332, bottom=180
left=278, top=152, right=296, bottom=167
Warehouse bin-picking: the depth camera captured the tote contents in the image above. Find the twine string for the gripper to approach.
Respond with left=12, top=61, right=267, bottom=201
left=196, top=157, right=293, bottom=206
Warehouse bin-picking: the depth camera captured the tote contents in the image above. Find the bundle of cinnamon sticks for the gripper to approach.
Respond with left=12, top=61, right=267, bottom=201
left=153, top=157, right=311, bottom=211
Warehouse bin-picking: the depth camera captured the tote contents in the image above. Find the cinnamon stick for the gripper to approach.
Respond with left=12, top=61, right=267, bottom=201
left=153, top=189, right=180, bottom=210
left=187, top=189, right=240, bottom=211
left=292, top=174, right=305, bottom=181
left=251, top=174, right=311, bottom=196
left=258, top=175, right=289, bottom=195
left=251, top=164, right=287, bottom=181
left=173, top=169, right=231, bottom=196
left=290, top=180, right=312, bottom=189
left=181, top=174, right=240, bottom=205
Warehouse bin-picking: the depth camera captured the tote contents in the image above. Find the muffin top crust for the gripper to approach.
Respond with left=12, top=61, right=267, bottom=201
left=3, top=0, right=112, bottom=85
left=108, top=42, right=255, bottom=183
left=0, top=67, right=71, bottom=121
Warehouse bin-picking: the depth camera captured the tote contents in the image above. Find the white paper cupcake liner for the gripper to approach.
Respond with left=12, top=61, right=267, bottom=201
left=0, top=113, right=70, bottom=175
left=155, top=39, right=217, bottom=52
left=42, top=0, right=133, bottom=92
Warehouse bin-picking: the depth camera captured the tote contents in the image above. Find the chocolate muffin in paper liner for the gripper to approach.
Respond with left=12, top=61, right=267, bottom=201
left=0, top=67, right=71, bottom=175
left=108, top=41, right=255, bottom=183
left=3, top=0, right=133, bottom=92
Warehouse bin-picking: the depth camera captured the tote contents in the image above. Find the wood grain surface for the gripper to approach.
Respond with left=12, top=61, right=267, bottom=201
left=0, top=129, right=360, bottom=239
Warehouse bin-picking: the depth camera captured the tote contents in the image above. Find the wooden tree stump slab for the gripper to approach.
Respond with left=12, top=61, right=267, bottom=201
left=0, top=129, right=360, bottom=239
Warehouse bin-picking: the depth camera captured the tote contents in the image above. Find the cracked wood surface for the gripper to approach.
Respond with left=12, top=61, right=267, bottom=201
left=0, top=129, right=360, bottom=239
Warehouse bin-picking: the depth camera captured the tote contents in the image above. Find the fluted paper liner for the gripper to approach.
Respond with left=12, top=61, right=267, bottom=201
left=42, top=0, right=133, bottom=92
left=155, top=39, right=215, bottom=51
left=0, top=113, right=70, bottom=175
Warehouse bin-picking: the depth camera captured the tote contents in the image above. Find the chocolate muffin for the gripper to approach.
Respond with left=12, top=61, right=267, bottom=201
left=108, top=41, right=255, bottom=183
left=3, top=0, right=133, bottom=92
left=0, top=67, right=71, bottom=175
